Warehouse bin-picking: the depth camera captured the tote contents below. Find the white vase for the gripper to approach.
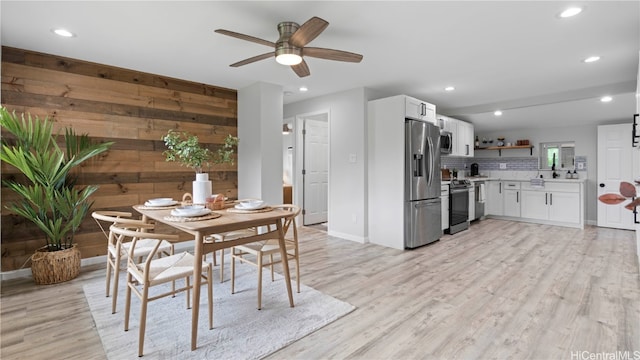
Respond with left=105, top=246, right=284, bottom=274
left=192, top=173, right=212, bottom=205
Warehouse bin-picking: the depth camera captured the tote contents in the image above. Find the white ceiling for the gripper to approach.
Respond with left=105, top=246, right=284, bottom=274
left=1, top=1, right=638, bottom=132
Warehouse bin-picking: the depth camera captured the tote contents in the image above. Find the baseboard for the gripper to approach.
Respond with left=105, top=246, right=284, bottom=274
left=327, top=230, right=367, bottom=244
left=0, top=241, right=197, bottom=282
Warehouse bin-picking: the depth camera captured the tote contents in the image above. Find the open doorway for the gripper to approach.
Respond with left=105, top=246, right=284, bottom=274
left=293, top=110, right=330, bottom=228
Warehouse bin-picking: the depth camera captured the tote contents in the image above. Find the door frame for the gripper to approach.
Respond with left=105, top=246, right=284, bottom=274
left=293, top=109, right=331, bottom=228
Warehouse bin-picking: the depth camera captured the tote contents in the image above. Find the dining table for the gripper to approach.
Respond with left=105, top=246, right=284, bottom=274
left=133, top=204, right=295, bottom=351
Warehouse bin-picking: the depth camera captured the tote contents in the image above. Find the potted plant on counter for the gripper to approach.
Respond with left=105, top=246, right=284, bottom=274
left=161, top=129, right=238, bottom=204
left=0, top=107, right=113, bottom=284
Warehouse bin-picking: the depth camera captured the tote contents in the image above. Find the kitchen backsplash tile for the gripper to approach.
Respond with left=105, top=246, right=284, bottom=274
left=441, top=156, right=587, bottom=177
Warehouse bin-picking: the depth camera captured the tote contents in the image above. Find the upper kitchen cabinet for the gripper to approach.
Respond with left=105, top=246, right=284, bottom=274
left=405, top=96, right=436, bottom=125
left=438, top=115, right=474, bottom=158
left=457, top=120, right=474, bottom=157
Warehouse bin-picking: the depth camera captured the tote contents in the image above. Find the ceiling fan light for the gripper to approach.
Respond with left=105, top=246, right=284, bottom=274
left=276, top=53, right=302, bottom=65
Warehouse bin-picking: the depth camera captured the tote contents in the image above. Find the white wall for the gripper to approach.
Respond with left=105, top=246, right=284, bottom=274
left=238, top=82, right=283, bottom=206
left=284, top=87, right=375, bottom=242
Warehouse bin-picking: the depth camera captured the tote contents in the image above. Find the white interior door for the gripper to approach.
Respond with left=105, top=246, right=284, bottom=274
left=303, top=118, right=329, bottom=225
left=597, top=123, right=635, bottom=230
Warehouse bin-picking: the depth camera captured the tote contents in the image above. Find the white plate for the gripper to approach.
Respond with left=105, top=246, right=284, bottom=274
left=235, top=203, right=267, bottom=210
left=174, top=205, right=205, bottom=214
left=170, top=208, right=211, bottom=217
left=144, top=200, right=178, bottom=207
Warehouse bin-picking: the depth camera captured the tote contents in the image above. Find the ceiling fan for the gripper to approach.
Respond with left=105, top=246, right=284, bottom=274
left=215, top=16, right=363, bottom=78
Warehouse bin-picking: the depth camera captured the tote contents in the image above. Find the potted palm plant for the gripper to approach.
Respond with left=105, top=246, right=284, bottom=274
left=161, top=129, right=238, bottom=204
left=0, top=107, right=113, bottom=284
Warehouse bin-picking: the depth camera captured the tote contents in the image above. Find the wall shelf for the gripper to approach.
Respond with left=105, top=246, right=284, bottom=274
left=475, top=145, right=534, bottom=156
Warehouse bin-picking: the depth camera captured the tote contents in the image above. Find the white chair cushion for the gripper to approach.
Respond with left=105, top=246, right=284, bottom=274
left=109, top=238, right=172, bottom=258
left=210, top=228, right=256, bottom=242
left=130, top=252, right=209, bottom=286
left=235, top=239, right=295, bottom=255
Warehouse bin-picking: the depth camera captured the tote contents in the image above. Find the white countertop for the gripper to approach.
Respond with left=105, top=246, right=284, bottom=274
left=442, top=177, right=586, bottom=184
left=477, top=177, right=586, bottom=183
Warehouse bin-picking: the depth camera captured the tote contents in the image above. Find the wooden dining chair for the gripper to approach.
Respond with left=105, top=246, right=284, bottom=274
left=207, top=228, right=257, bottom=283
left=230, top=204, right=301, bottom=310
left=92, top=211, right=175, bottom=314
left=108, top=224, right=213, bottom=357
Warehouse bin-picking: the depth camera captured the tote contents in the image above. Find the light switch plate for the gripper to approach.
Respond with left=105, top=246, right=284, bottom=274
left=349, top=153, right=357, bottom=163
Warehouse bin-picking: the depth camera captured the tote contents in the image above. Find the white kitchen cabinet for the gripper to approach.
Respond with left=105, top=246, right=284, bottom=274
left=405, top=96, right=436, bottom=124
left=520, top=190, right=548, bottom=220
left=457, top=120, right=474, bottom=157
left=503, top=181, right=521, bottom=217
left=438, top=115, right=474, bottom=158
left=441, top=184, right=449, bottom=231
left=549, top=192, right=581, bottom=223
left=521, top=182, right=581, bottom=225
left=486, top=181, right=504, bottom=216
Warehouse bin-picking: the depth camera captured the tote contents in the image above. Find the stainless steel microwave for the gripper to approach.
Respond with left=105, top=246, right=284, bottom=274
left=440, top=131, right=452, bottom=154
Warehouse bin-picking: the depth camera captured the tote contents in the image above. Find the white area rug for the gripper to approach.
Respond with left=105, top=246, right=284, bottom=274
left=83, top=261, right=355, bottom=359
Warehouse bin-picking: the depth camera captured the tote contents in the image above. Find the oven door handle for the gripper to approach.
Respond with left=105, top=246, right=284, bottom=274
left=450, top=188, right=469, bottom=194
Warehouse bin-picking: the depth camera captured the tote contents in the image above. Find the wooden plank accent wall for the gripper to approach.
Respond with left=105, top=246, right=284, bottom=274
left=0, top=46, right=238, bottom=272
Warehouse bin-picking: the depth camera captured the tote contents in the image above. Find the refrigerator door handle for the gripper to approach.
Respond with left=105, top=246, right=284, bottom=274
left=427, top=136, right=434, bottom=187
left=414, top=198, right=440, bottom=208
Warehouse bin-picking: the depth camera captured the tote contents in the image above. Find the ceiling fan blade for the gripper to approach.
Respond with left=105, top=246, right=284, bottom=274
left=214, top=29, right=275, bottom=48
left=230, top=52, right=273, bottom=67
left=289, top=16, right=329, bottom=48
left=291, top=60, right=310, bottom=78
left=303, top=47, right=363, bottom=63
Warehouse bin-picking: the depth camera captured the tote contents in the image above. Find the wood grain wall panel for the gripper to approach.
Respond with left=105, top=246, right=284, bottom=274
left=3, top=63, right=237, bottom=118
left=2, top=46, right=237, bottom=101
left=0, top=46, right=238, bottom=272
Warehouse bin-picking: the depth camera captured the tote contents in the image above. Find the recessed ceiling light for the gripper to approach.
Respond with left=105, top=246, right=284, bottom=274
left=494, top=110, right=503, bottom=116
left=444, top=86, right=455, bottom=92
left=52, top=28, right=75, bottom=37
left=559, top=7, right=583, bottom=18
left=583, top=56, right=600, bottom=63
left=600, top=96, right=613, bottom=103
left=299, top=86, right=308, bottom=92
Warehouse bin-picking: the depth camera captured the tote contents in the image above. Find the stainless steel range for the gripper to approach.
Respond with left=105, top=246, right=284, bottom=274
left=447, top=179, right=471, bottom=234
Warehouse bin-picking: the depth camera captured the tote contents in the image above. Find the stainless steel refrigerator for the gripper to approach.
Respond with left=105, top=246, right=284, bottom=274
left=404, top=119, right=442, bottom=248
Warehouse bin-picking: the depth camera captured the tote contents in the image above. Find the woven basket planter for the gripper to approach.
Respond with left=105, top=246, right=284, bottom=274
left=30, top=245, right=81, bottom=285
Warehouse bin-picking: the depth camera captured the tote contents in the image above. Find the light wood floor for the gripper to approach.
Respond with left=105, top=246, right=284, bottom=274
left=2, top=219, right=639, bottom=359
